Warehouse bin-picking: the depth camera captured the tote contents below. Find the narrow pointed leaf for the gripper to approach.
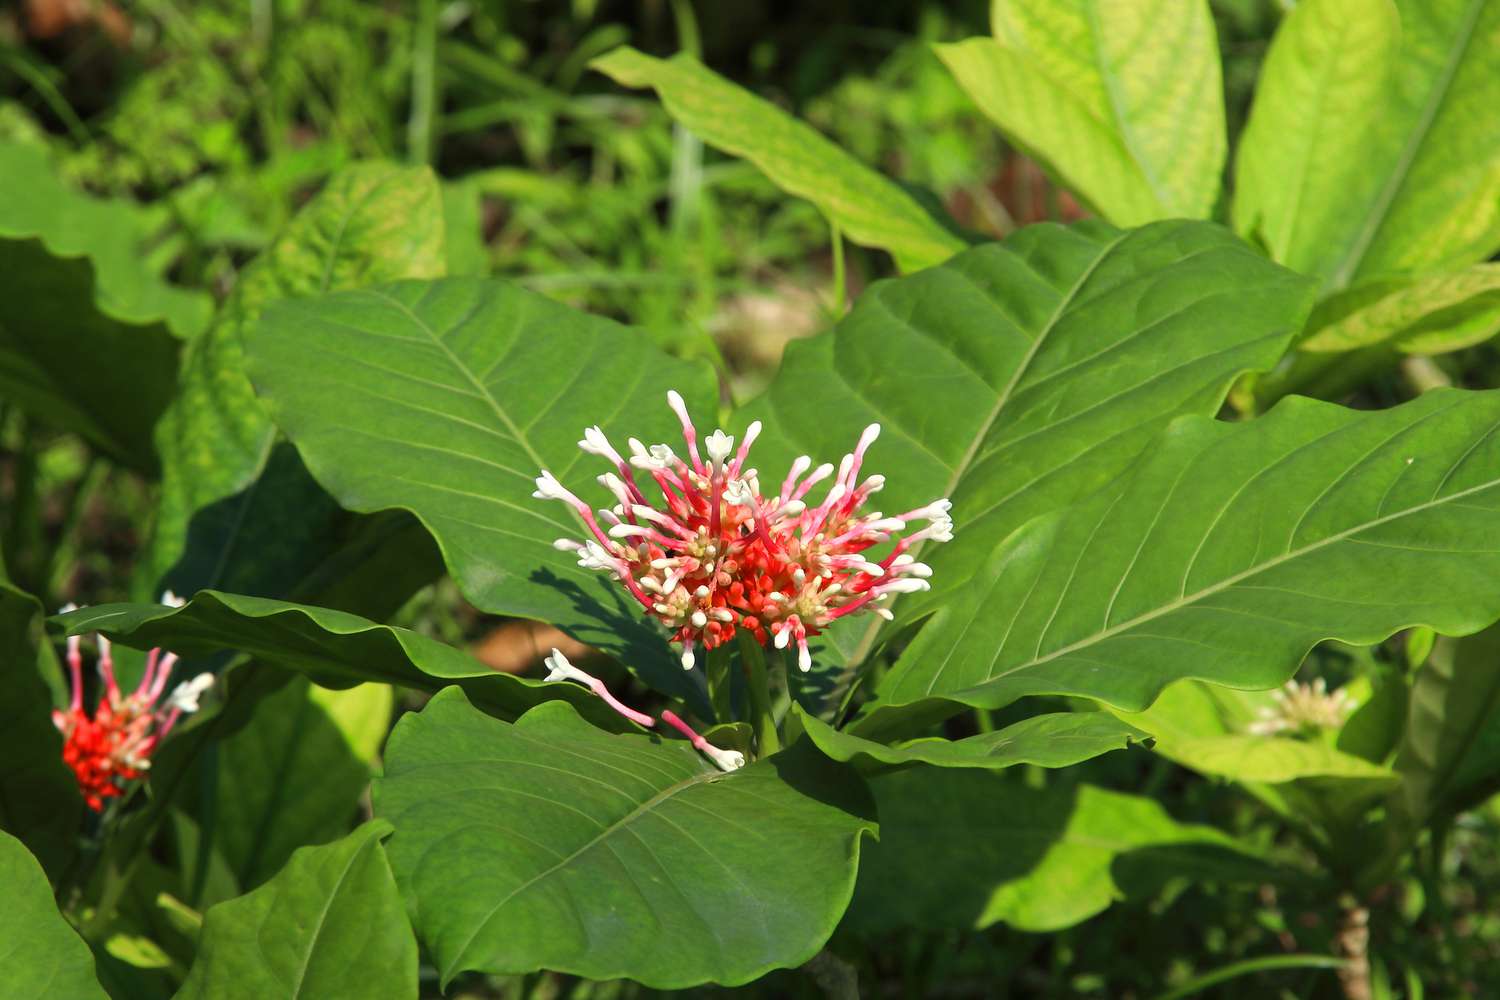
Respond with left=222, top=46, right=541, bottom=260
left=742, top=219, right=1313, bottom=643
left=246, top=276, right=717, bottom=698
left=375, top=690, right=876, bottom=989
left=861, top=389, right=1500, bottom=736
left=0, top=831, right=109, bottom=999
left=145, top=162, right=446, bottom=599
left=175, top=822, right=417, bottom=1000
left=937, top=0, right=1225, bottom=225
left=592, top=47, right=965, bottom=271
left=1236, top=0, right=1500, bottom=291
left=796, top=707, right=1147, bottom=771
left=54, top=591, right=627, bottom=729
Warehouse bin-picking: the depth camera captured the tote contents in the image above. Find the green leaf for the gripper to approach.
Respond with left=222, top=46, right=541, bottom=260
left=0, top=561, right=81, bottom=880
left=936, top=0, right=1225, bottom=225
left=1235, top=0, right=1500, bottom=291
left=743, top=219, right=1313, bottom=650
left=1299, top=264, right=1500, bottom=355
left=55, top=591, right=627, bottom=729
left=860, top=388, right=1500, bottom=736
left=591, top=46, right=966, bottom=271
left=375, top=690, right=876, bottom=989
left=1394, top=624, right=1500, bottom=824
left=796, top=706, right=1147, bottom=770
left=212, top=677, right=391, bottom=889
left=0, top=831, right=109, bottom=1000
left=0, top=142, right=211, bottom=468
left=175, top=822, right=417, bottom=1000
left=845, top=770, right=1269, bottom=934
left=245, top=276, right=716, bottom=698
left=145, top=162, right=446, bottom=598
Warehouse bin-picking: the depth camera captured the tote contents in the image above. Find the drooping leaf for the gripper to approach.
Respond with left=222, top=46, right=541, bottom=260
left=212, top=677, right=391, bottom=890
left=144, top=162, right=446, bottom=599
left=1235, top=0, right=1500, bottom=292
left=175, top=822, right=418, bottom=1000
left=374, top=690, right=876, bottom=989
left=937, top=0, right=1225, bottom=225
left=0, top=831, right=109, bottom=1000
left=0, top=560, right=81, bottom=880
left=845, top=769, right=1273, bottom=935
left=1394, top=624, right=1500, bottom=825
left=245, top=276, right=717, bottom=699
left=1299, top=264, right=1500, bottom=355
left=796, top=706, right=1147, bottom=771
left=591, top=46, right=967, bottom=271
left=54, top=591, right=628, bottom=729
left=860, top=388, right=1500, bottom=737
left=0, top=142, right=210, bottom=468
left=741, top=219, right=1313, bottom=654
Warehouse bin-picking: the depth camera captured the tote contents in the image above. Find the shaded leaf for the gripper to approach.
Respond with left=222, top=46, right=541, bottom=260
left=845, top=770, right=1270, bottom=934
left=212, top=678, right=391, bottom=890
left=592, top=47, right=966, bottom=271
left=860, top=389, right=1500, bottom=736
left=145, top=162, right=446, bottom=599
left=0, top=142, right=210, bottom=468
left=0, top=831, right=109, bottom=999
left=246, top=276, right=716, bottom=701
left=375, top=691, right=876, bottom=989
left=937, top=0, right=1225, bottom=225
left=175, top=822, right=417, bottom=1000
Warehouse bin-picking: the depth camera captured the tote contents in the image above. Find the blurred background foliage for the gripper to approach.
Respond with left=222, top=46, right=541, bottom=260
left=3, top=0, right=1497, bottom=996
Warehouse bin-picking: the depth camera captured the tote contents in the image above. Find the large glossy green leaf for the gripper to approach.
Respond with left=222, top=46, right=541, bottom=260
left=144, top=163, right=446, bottom=599
left=0, top=142, right=210, bottom=468
left=212, top=678, right=391, bottom=890
left=796, top=706, right=1147, bottom=771
left=246, top=276, right=717, bottom=696
left=175, top=822, right=417, bottom=1000
left=742, top=219, right=1313, bottom=650
left=0, top=831, right=109, bottom=1000
left=0, top=560, right=81, bottom=880
left=861, top=388, right=1500, bottom=737
left=845, top=769, right=1272, bottom=934
left=591, top=47, right=966, bottom=271
left=1236, top=0, right=1500, bottom=292
left=936, top=0, right=1225, bottom=225
left=1299, top=264, right=1500, bottom=355
left=375, top=690, right=876, bottom=989
left=55, top=591, right=626, bottom=729
left=1394, top=625, right=1500, bottom=825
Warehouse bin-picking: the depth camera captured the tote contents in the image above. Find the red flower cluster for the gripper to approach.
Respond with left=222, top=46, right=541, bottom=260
left=52, top=616, right=211, bottom=810
left=534, top=391, right=952, bottom=672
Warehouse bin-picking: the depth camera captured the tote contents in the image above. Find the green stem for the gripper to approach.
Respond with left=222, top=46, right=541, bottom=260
left=1148, top=954, right=1348, bottom=1000
left=738, top=632, right=780, bottom=756
left=828, top=219, right=846, bottom=316
left=706, top=644, right=734, bottom=724
left=407, top=0, right=440, bottom=164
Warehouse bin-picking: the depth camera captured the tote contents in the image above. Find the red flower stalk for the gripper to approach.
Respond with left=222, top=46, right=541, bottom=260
left=534, top=391, right=953, bottom=673
left=52, top=605, right=212, bottom=810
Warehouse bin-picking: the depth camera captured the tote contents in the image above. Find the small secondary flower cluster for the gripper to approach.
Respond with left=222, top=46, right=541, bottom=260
left=544, top=648, right=743, bottom=772
left=53, top=596, right=213, bottom=810
left=1247, top=678, right=1357, bottom=737
left=534, top=391, right=952, bottom=673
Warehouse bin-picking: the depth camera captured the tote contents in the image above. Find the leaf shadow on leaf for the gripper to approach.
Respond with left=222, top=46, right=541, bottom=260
left=525, top=565, right=709, bottom=713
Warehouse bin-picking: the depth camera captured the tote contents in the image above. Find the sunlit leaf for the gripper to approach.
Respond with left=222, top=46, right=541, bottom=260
left=0, top=831, right=109, bottom=999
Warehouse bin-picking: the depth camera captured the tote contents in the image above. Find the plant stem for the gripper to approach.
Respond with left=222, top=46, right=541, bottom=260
left=737, top=631, right=780, bottom=756
left=828, top=219, right=846, bottom=316
left=1148, top=954, right=1348, bottom=1000
left=1335, top=897, right=1372, bottom=1000
left=706, top=644, right=734, bottom=724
